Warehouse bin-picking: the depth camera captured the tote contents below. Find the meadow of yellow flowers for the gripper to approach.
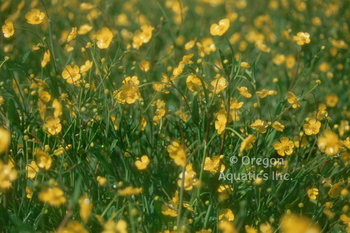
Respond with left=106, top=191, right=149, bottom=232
left=1, top=0, right=350, bottom=232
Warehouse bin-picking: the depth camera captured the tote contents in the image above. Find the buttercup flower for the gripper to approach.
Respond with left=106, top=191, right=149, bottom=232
left=79, top=195, right=92, bottom=221
left=140, top=61, right=150, bottom=72
left=210, top=77, right=227, bottom=94
left=303, top=118, right=321, bottom=135
left=167, top=140, right=186, bottom=167
left=41, top=50, right=50, bottom=68
left=318, top=130, right=339, bottom=156
left=80, top=60, right=93, bottom=73
left=293, top=32, right=311, bottom=45
left=218, top=209, right=235, bottom=221
left=62, top=65, right=81, bottom=85
left=60, top=221, right=88, bottom=233
left=185, top=38, right=196, bottom=50
left=39, top=185, right=66, bottom=206
left=280, top=214, right=321, bottom=233
left=67, top=27, right=77, bottom=42
left=250, top=119, right=269, bottom=133
left=177, top=163, right=198, bottom=191
left=240, top=135, right=257, bottom=153
left=2, top=19, right=14, bottom=38
left=135, top=155, right=150, bottom=170
left=0, top=160, right=17, bottom=192
left=78, top=24, right=93, bottom=35
left=307, top=188, right=319, bottom=200
left=325, top=93, right=338, bottom=107
left=272, top=121, right=285, bottom=132
left=210, top=18, right=230, bottom=36
left=215, top=110, right=227, bottom=135
left=204, top=156, right=225, bottom=174
left=287, top=92, right=300, bottom=108
left=43, top=117, right=62, bottom=135
left=96, top=27, right=113, bottom=49
left=35, top=148, right=52, bottom=170
left=25, top=9, right=45, bottom=25
left=26, top=161, right=39, bottom=179
left=240, top=62, right=250, bottom=68
left=237, top=86, right=252, bottom=98
left=273, top=137, right=294, bottom=156
left=116, top=83, right=141, bottom=105
left=118, top=186, right=142, bottom=196
left=0, top=126, right=10, bottom=154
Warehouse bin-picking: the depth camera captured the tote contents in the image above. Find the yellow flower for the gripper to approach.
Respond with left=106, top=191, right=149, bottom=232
left=80, top=3, right=95, bottom=10
left=230, top=98, right=243, bottom=110
left=240, top=62, right=250, bottom=68
left=285, top=55, right=296, bottom=69
left=256, top=89, right=269, bottom=98
left=41, top=50, right=50, bottom=68
left=123, top=76, right=140, bottom=86
left=53, top=99, right=62, bottom=118
left=80, top=60, right=93, bottom=73
left=135, top=155, right=150, bottom=170
left=303, top=118, right=321, bottom=135
left=38, top=99, right=46, bottom=120
left=218, top=185, right=233, bottom=201
left=118, top=186, right=142, bottom=196
left=43, top=117, right=62, bottom=135
left=39, top=90, right=51, bottom=103
left=62, top=65, right=81, bottom=86
left=26, top=161, right=39, bottom=179
left=240, top=135, right=257, bottom=153
left=307, top=188, right=319, bottom=200
left=316, top=103, right=328, bottom=120
left=325, top=93, right=338, bottom=107
left=210, top=77, right=227, bottom=94
left=280, top=213, right=321, bottom=233
left=215, top=110, right=227, bottom=135
left=35, top=148, right=52, bottom=170
left=272, top=121, right=285, bottom=132
left=176, top=109, right=188, bottom=122
left=186, top=75, right=202, bottom=92
left=204, top=156, right=225, bottom=174
left=237, top=86, right=252, bottom=98
left=218, top=209, right=235, bottom=221
left=210, top=18, right=230, bottom=36
left=2, top=19, right=14, bottom=38
left=139, top=25, right=154, bottom=43
left=79, top=195, right=92, bottom=222
left=97, top=176, right=107, bottom=186
left=250, top=119, right=269, bottom=133
left=319, top=62, right=330, bottom=73
left=260, top=223, right=273, bottom=233
left=167, top=140, right=186, bottom=167
left=273, top=137, right=294, bottom=156
left=0, top=160, right=17, bottom=192
left=328, top=181, right=344, bottom=198
left=318, top=130, right=340, bottom=156
left=26, top=186, right=32, bottom=199
left=0, top=96, right=4, bottom=106
left=218, top=220, right=236, bottom=233
left=25, top=9, right=45, bottom=25
left=67, top=27, right=77, bottom=42
left=177, top=163, right=198, bottom=191
left=60, top=221, right=89, bottom=233
left=78, top=24, right=93, bottom=35
left=96, top=27, right=113, bottom=49
left=185, top=38, right=197, bottom=50
left=343, top=137, right=350, bottom=150
left=116, top=83, right=141, bottom=105
left=255, top=39, right=271, bottom=53
left=39, top=185, right=66, bottom=206
left=140, top=115, right=147, bottom=131
left=245, top=226, right=257, bottom=233
left=287, top=92, right=300, bottom=108
left=272, top=54, right=285, bottom=65
left=140, top=60, right=150, bottom=72
left=0, top=126, right=10, bottom=154
left=293, top=32, right=311, bottom=46
left=102, top=219, right=128, bottom=233
left=54, top=146, right=65, bottom=156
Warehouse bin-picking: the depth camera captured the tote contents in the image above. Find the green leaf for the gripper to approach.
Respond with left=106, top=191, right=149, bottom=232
left=7, top=98, right=20, bottom=129
left=192, top=95, right=199, bottom=125
left=22, top=51, right=31, bottom=64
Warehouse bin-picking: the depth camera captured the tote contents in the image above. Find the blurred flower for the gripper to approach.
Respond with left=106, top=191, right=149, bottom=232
left=67, top=27, right=77, bottom=42
left=328, top=181, right=343, bottom=198
left=2, top=19, right=14, bottom=38
left=187, top=75, right=203, bottom=92
left=167, top=140, right=186, bottom=167
left=39, top=90, right=51, bottom=103
left=318, top=130, right=339, bottom=156
left=273, top=137, right=294, bottom=156
left=240, top=62, right=250, bottom=68
left=35, top=148, right=52, bottom=170
left=62, top=65, right=81, bottom=86
left=255, top=40, right=271, bottom=53
left=240, top=135, right=257, bottom=153
left=59, top=221, right=88, bottom=233
left=79, top=195, right=92, bottom=221
left=218, top=220, right=236, bottom=233
left=294, top=136, right=308, bottom=148
left=0, top=160, right=17, bottom=192
left=287, top=92, right=300, bottom=108
left=39, top=185, right=66, bottom=206
left=293, top=32, right=311, bottom=46
left=215, top=110, right=227, bottom=135
left=210, top=77, right=227, bottom=94
left=43, top=117, right=62, bottom=135
left=80, top=60, right=93, bottom=73
left=178, top=163, right=198, bottom=191
left=26, top=186, right=32, bottom=199
left=256, top=89, right=269, bottom=98
left=78, top=24, right=93, bottom=35
left=237, top=86, right=252, bottom=98
left=25, top=9, right=45, bottom=25
left=140, top=61, right=150, bottom=72
left=96, top=27, right=113, bottom=49
left=185, top=38, right=197, bottom=50
left=41, top=50, right=50, bottom=68
left=250, top=119, right=269, bottom=133
left=135, top=155, right=150, bottom=170
left=272, top=54, right=285, bottom=65
left=204, top=156, right=225, bottom=174
left=162, top=191, right=178, bottom=217
left=285, top=55, right=296, bottom=69
left=260, top=223, right=273, bottom=233
left=325, top=94, right=338, bottom=107
left=26, top=161, right=39, bottom=179
left=118, top=186, right=142, bottom=196
left=219, top=209, right=234, bottom=221
left=316, top=104, right=328, bottom=120
left=210, top=18, right=230, bottom=36
left=272, top=121, right=285, bottom=132
left=140, top=115, right=147, bottom=131
left=307, top=188, right=319, bottom=200
left=218, top=185, right=233, bottom=201
left=102, top=219, right=128, bottom=233
left=97, top=176, right=107, bottom=186
left=0, top=126, right=10, bottom=154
